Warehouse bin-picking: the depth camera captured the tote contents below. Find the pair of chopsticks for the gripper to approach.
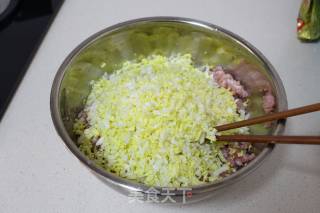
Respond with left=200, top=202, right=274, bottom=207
left=215, top=103, right=320, bottom=145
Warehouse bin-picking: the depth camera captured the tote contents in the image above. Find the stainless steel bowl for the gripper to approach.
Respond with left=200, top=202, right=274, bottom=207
left=50, top=17, right=287, bottom=204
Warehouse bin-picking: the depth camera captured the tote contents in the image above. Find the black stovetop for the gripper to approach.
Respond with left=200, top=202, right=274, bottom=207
left=0, top=0, right=64, bottom=120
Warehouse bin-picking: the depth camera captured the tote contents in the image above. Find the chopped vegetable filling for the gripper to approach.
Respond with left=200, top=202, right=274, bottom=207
left=74, top=54, right=254, bottom=187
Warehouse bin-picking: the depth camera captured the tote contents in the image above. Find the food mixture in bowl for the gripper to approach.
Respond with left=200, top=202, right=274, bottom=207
left=73, top=54, right=272, bottom=187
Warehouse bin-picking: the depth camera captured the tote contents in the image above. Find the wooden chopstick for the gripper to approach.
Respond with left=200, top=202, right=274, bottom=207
left=216, top=135, right=320, bottom=145
left=215, top=103, right=320, bottom=132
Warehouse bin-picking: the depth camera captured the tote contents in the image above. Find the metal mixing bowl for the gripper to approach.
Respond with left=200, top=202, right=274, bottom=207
left=50, top=17, right=287, bottom=204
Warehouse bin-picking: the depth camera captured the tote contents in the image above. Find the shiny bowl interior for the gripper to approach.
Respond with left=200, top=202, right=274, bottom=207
left=50, top=17, right=287, bottom=203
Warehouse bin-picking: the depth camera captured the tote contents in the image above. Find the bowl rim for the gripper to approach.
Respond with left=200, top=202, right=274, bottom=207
left=50, top=16, right=288, bottom=195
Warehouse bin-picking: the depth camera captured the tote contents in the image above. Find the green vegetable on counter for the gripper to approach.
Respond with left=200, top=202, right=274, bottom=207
left=297, top=0, right=320, bottom=41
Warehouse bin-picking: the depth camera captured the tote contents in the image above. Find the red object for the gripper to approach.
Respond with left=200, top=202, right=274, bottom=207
left=186, top=191, right=193, bottom=198
left=297, top=18, right=305, bottom=31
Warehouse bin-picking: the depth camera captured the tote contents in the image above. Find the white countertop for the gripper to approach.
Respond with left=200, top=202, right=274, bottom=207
left=1, top=0, right=320, bottom=212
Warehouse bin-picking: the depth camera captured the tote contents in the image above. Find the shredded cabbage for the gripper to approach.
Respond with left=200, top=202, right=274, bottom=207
left=74, top=54, right=248, bottom=187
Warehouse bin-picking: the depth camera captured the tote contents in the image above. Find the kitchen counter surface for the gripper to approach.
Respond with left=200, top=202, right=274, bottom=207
left=1, top=0, right=320, bottom=212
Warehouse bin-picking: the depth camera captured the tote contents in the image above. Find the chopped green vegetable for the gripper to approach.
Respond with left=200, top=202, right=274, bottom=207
left=74, top=54, right=248, bottom=187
